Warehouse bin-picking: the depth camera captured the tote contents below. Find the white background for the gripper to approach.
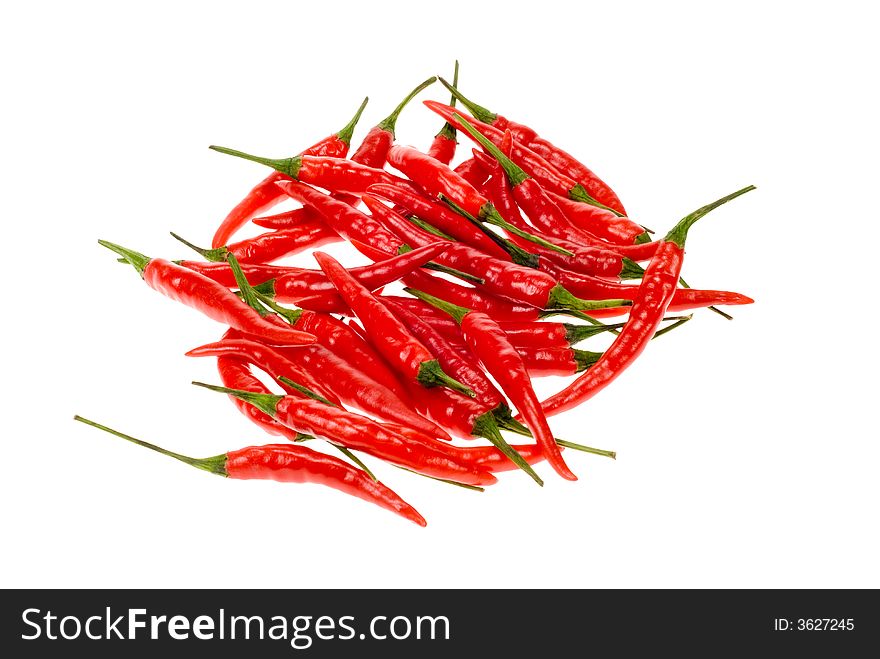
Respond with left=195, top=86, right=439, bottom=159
left=2, top=1, right=877, bottom=588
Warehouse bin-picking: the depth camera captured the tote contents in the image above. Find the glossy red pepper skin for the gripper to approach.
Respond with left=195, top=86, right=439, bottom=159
left=210, top=100, right=367, bottom=248
left=193, top=337, right=449, bottom=442
left=136, top=257, right=315, bottom=345
left=313, top=252, right=469, bottom=397
left=537, top=186, right=755, bottom=416
left=462, top=443, right=546, bottom=472
left=403, top=270, right=543, bottom=322
left=454, top=157, right=490, bottom=188
left=217, top=356, right=304, bottom=442
left=388, top=300, right=506, bottom=411
left=366, top=183, right=510, bottom=260
left=544, top=264, right=754, bottom=311
left=182, top=242, right=448, bottom=307
left=278, top=180, right=403, bottom=255
left=188, top=336, right=342, bottom=404
left=250, top=207, right=325, bottom=230
left=271, top=396, right=495, bottom=486
left=548, top=192, right=642, bottom=245
left=386, top=145, right=487, bottom=217
left=459, top=312, right=575, bottom=480
left=223, top=222, right=341, bottom=264
left=427, top=132, right=457, bottom=165
left=362, top=195, right=563, bottom=308
left=290, top=310, right=409, bottom=404
left=224, top=443, right=426, bottom=526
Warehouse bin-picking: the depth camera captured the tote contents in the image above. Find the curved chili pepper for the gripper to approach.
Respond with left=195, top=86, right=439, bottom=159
left=209, top=147, right=413, bottom=197
left=547, top=192, right=643, bottom=245
left=366, top=183, right=510, bottom=260
left=216, top=355, right=308, bottom=442
left=427, top=61, right=459, bottom=165
left=444, top=337, right=602, bottom=377
left=351, top=76, right=437, bottom=169
left=250, top=207, right=324, bottom=230
left=98, top=241, right=315, bottom=346
left=424, top=101, right=627, bottom=218
left=537, top=186, right=756, bottom=417
left=187, top=336, right=342, bottom=405
left=211, top=97, right=368, bottom=248
left=73, top=415, right=425, bottom=526
left=180, top=241, right=450, bottom=307
left=437, top=78, right=628, bottom=216
left=362, top=194, right=628, bottom=313
left=312, top=250, right=474, bottom=397
left=192, top=383, right=496, bottom=487
left=174, top=221, right=341, bottom=265
left=190, top=337, right=449, bottom=442
left=407, top=289, right=576, bottom=481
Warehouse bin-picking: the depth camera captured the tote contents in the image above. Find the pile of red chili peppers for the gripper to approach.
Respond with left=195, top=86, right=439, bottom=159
left=76, top=66, right=755, bottom=526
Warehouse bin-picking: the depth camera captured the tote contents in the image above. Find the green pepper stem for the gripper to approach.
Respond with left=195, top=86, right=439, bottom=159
left=434, top=61, right=460, bottom=141
left=473, top=412, right=543, bottom=486
left=547, top=284, right=631, bottom=312
left=73, top=415, right=227, bottom=476
left=191, top=381, right=282, bottom=417
left=481, top=205, right=574, bottom=256
left=277, top=375, right=337, bottom=407
left=393, top=465, right=485, bottom=492
left=619, top=257, right=645, bottom=280
left=169, top=231, right=228, bottom=262
left=97, top=240, right=151, bottom=277
left=493, top=414, right=617, bottom=460
left=253, top=290, right=303, bottom=325
left=416, top=359, right=475, bottom=397
left=376, top=76, right=437, bottom=135
left=437, top=194, right=539, bottom=268
left=568, top=184, right=625, bottom=217
left=337, top=96, right=369, bottom=147
left=563, top=322, right=625, bottom=345
left=332, top=445, right=377, bottom=482
left=573, top=349, right=603, bottom=372
left=404, top=287, right=469, bottom=324
left=652, top=314, right=693, bottom=339
left=454, top=114, right=529, bottom=187
left=208, top=145, right=302, bottom=178
left=438, top=77, right=498, bottom=125
left=664, top=185, right=756, bottom=248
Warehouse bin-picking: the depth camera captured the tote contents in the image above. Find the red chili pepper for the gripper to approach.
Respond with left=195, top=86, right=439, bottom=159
left=407, top=289, right=576, bottom=481
left=424, top=100, right=628, bottom=219
left=366, top=183, right=510, bottom=260
left=277, top=179, right=403, bottom=254
left=98, top=241, right=315, bottom=346
left=544, top=264, right=754, bottom=313
left=441, top=334, right=602, bottom=377
left=209, top=146, right=412, bottom=197
left=547, top=192, right=644, bottom=245
left=290, top=309, right=410, bottom=403
left=211, top=97, right=368, bottom=248
left=352, top=76, right=437, bottom=168
left=189, top=336, right=450, bottom=443
left=174, top=221, right=341, bottom=265
left=216, top=355, right=308, bottom=442
left=418, top=315, right=620, bottom=350
left=362, top=195, right=628, bottom=313
left=453, top=157, right=490, bottom=188
left=537, top=186, right=755, bottom=417
left=312, top=250, right=474, bottom=397
left=250, top=207, right=324, bottom=230
left=180, top=241, right=450, bottom=307
left=187, top=335, right=342, bottom=405
left=193, top=383, right=496, bottom=487
left=387, top=299, right=506, bottom=411
left=73, top=415, right=425, bottom=526
left=427, top=62, right=459, bottom=165
left=437, top=78, right=628, bottom=216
